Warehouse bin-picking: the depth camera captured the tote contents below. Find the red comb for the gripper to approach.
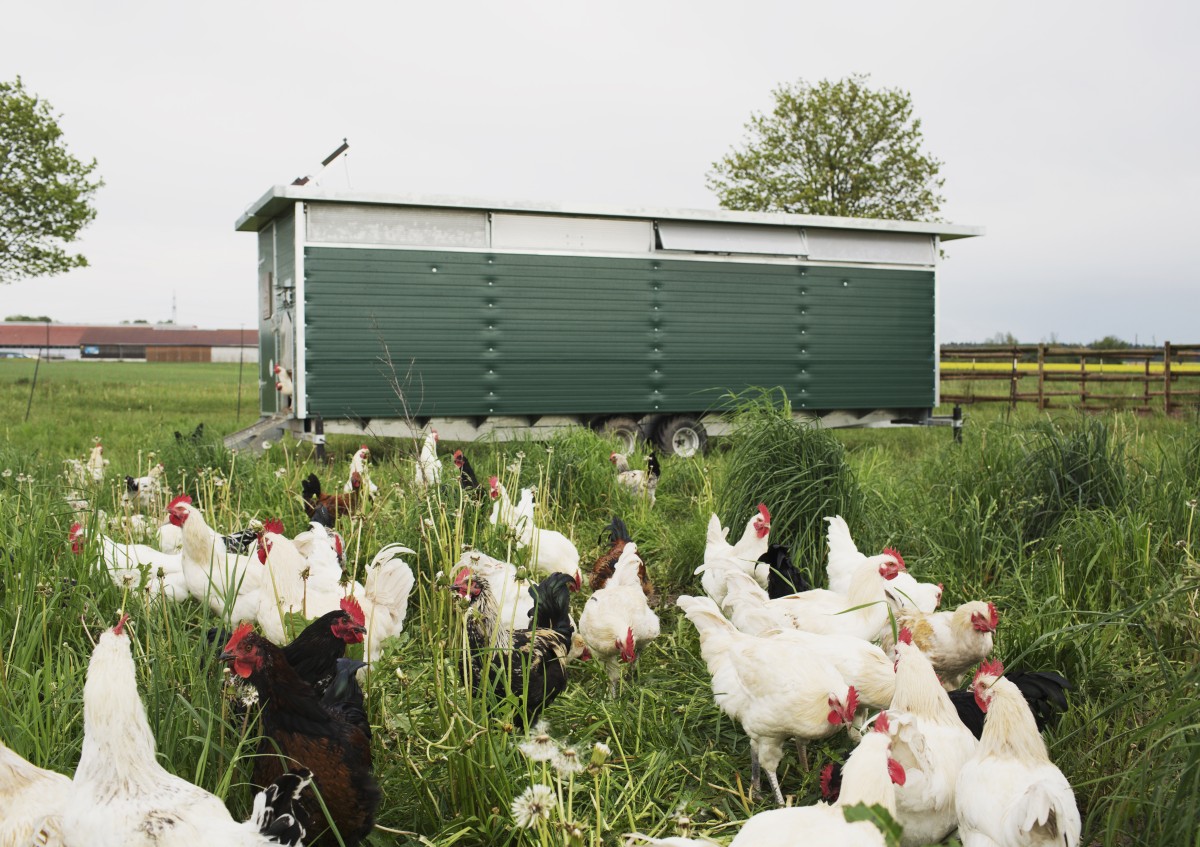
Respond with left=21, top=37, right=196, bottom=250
left=112, top=612, right=130, bottom=636
left=224, top=622, right=254, bottom=654
left=873, top=711, right=891, bottom=734
left=975, top=658, right=1005, bottom=682
left=898, top=627, right=913, bottom=645
left=453, top=449, right=463, bottom=460
left=988, top=602, right=999, bottom=628
left=757, top=503, right=771, bottom=522
left=820, top=762, right=836, bottom=800
left=845, top=685, right=859, bottom=715
left=263, top=519, right=285, bottom=536
left=359, top=445, right=368, bottom=452
left=69, top=522, right=84, bottom=539
left=340, top=596, right=365, bottom=626
left=888, top=758, right=906, bottom=786
left=168, top=494, right=192, bottom=509
left=882, top=548, right=906, bottom=570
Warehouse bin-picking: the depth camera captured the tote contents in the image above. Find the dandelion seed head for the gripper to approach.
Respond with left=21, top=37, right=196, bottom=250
left=511, top=784, right=556, bottom=829
left=554, top=746, right=585, bottom=775
left=262, top=441, right=272, bottom=451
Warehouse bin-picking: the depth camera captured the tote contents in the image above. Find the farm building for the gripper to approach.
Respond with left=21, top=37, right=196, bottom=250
left=0, top=323, right=258, bottom=363
left=234, top=187, right=982, bottom=454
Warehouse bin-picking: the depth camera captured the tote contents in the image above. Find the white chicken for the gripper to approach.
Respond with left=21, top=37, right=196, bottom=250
left=62, top=614, right=309, bottom=847
left=677, top=594, right=857, bottom=805
left=273, top=364, right=293, bottom=408
left=887, top=628, right=979, bottom=847
left=70, top=521, right=187, bottom=603
left=170, top=496, right=263, bottom=624
left=956, top=660, right=1081, bottom=847
left=85, top=442, right=108, bottom=482
left=704, top=505, right=772, bottom=571
left=355, top=542, right=417, bottom=662
left=579, top=544, right=659, bottom=697
left=121, top=463, right=165, bottom=509
left=825, top=515, right=942, bottom=613
left=451, top=549, right=537, bottom=648
left=726, top=712, right=907, bottom=847
left=0, top=737, right=71, bottom=846
left=881, top=600, right=999, bottom=689
left=731, top=553, right=907, bottom=642
left=610, top=452, right=660, bottom=506
left=343, top=444, right=379, bottom=495
left=510, top=487, right=582, bottom=586
left=414, top=429, right=442, bottom=488
left=718, top=569, right=896, bottom=709
left=290, top=519, right=345, bottom=583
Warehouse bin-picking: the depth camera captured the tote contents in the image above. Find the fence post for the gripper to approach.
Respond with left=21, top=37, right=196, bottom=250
left=314, top=415, right=326, bottom=463
left=1010, top=348, right=1019, bottom=409
left=952, top=404, right=963, bottom=444
left=1080, top=355, right=1087, bottom=406
left=1164, top=341, right=1173, bottom=415
left=1037, top=344, right=1046, bottom=410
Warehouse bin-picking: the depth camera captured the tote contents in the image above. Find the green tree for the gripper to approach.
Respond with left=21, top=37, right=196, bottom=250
left=5, top=314, right=52, bottom=322
left=708, top=74, right=944, bottom=221
left=0, top=77, right=103, bottom=284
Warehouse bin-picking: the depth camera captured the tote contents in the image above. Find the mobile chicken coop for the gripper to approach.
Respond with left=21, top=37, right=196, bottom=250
left=232, top=187, right=982, bottom=455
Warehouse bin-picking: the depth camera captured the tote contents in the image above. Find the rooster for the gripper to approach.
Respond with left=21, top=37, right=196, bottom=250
left=321, top=658, right=370, bottom=738
left=677, top=594, right=858, bottom=805
left=452, top=449, right=480, bottom=490
left=85, top=441, right=108, bottom=481
left=825, top=515, right=942, bottom=613
left=590, top=516, right=652, bottom=597
left=451, top=549, right=538, bottom=650
left=302, top=471, right=362, bottom=521
left=221, top=623, right=381, bottom=847
left=342, top=445, right=378, bottom=496
left=881, top=600, right=999, bottom=689
left=413, top=429, right=441, bottom=488
left=886, top=627, right=979, bottom=847
left=0, top=737, right=70, bottom=846
left=696, top=505, right=772, bottom=604
left=63, top=614, right=312, bottom=846
left=611, top=451, right=661, bottom=505
left=281, top=598, right=368, bottom=696
left=725, top=713, right=906, bottom=847
left=955, top=660, right=1081, bottom=847
left=355, top=543, right=418, bottom=662
left=579, top=544, right=660, bottom=697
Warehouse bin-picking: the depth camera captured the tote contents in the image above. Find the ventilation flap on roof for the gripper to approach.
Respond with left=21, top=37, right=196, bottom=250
left=655, top=221, right=807, bottom=256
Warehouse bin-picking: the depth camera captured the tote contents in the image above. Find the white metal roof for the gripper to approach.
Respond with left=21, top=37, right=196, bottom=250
left=235, top=185, right=984, bottom=241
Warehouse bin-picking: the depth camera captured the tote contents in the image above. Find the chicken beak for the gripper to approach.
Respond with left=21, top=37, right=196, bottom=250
left=218, top=650, right=235, bottom=663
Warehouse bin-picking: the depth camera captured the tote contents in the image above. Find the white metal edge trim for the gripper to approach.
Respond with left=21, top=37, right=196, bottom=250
left=301, top=239, right=936, bottom=270
left=293, top=201, right=306, bottom=420
left=237, top=185, right=985, bottom=240
left=933, top=235, right=941, bottom=407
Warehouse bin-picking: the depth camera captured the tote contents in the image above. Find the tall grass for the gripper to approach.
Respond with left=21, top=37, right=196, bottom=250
left=2, top=364, right=1199, bottom=844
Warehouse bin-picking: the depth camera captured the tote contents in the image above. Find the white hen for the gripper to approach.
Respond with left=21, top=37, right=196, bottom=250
left=0, top=737, right=71, bottom=846
left=414, top=430, right=441, bottom=488
left=956, top=660, right=1081, bottom=847
left=62, top=615, right=308, bottom=847
left=579, top=544, right=659, bottom=697
left=825, top=515, right=942, bottom=613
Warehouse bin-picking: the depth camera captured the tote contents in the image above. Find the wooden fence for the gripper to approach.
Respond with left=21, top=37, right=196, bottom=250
left=939, top=343, right=1200, bottom=414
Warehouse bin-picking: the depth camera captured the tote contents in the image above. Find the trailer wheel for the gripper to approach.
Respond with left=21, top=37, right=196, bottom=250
left=598, top=416, right=643, bottom=453
left=657, top=416, right=707, bottom=457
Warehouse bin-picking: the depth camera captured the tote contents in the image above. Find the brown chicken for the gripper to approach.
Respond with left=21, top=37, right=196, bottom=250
left=301, top=471, right=362, bottom=521
left=221, top=623, right=380, bottom=847
left=590, top=516, right=652, bottom=597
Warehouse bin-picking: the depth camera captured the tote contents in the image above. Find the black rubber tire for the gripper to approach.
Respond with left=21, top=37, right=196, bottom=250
left=598, top=416, right=644, bottom=453
left=656, top=416, right=707, bottom=457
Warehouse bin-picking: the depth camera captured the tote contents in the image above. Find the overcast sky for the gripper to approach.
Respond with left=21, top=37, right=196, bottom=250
left=4, top=1, right=1197, bottom=344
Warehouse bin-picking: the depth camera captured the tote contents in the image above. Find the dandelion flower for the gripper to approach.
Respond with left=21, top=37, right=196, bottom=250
left=554, top=746, right=585, bottom=775
left=214, top=478, right=226, bottom=487
left=262, top=440, right=272, bottom=451
left=274, top=468, right=287, bottom=478
left=511, top=784, right=556, bottom=829
left=1, top=469, right=10, bottom=478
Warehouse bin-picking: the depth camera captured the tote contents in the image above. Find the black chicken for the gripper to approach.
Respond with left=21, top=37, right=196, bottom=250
left=759, top=544, right=814, bottom=598
left=452, top=449, right=480, bottom=490
left=220, top=624, right=380, bottom=847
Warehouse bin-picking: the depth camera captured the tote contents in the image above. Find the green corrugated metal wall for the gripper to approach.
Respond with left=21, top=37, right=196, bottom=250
left=303, top=247, right=934, bottom=419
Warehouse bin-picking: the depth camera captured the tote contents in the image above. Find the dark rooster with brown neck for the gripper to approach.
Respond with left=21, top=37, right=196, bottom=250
left=221, top=623, right=380, bottom=847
